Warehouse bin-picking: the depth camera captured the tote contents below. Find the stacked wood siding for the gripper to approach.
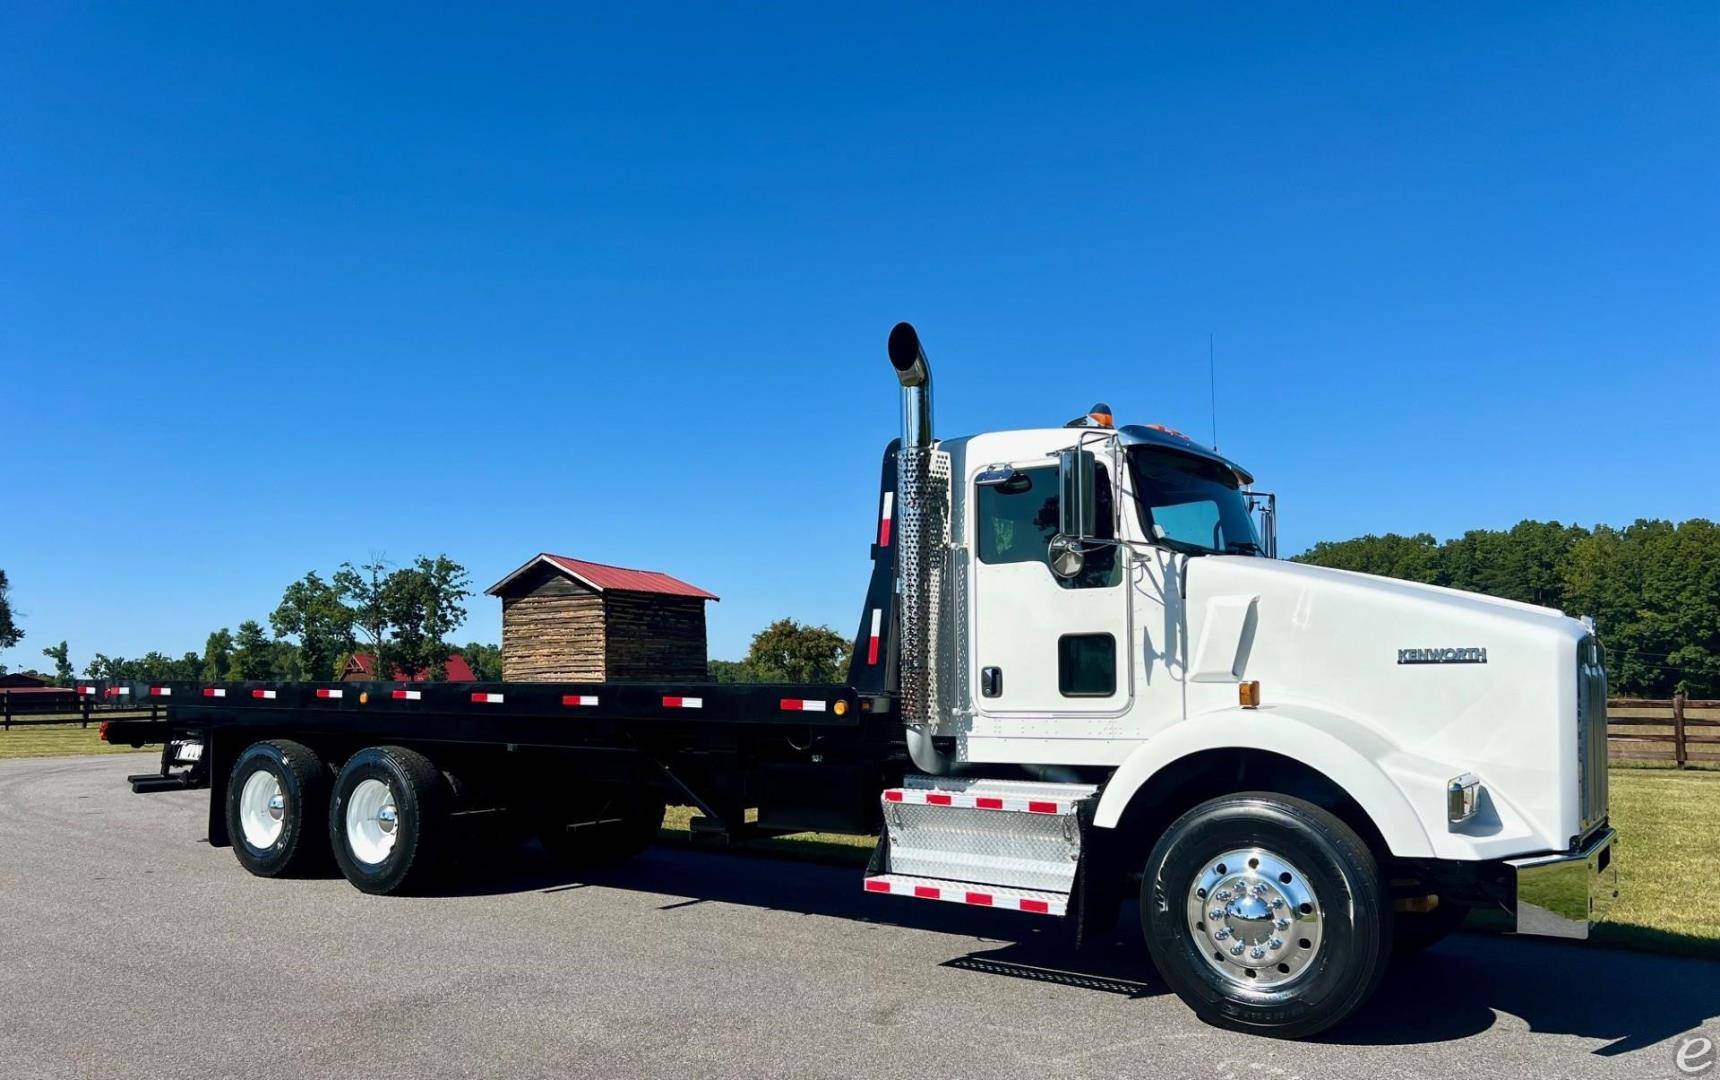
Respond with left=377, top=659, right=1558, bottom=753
left=603, top=592, right=708, bottom=681
left=495, top=560, right=709, bottom=682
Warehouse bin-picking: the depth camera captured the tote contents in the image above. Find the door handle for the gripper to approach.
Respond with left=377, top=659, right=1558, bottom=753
left=981, top=666, right=1003, bottom=697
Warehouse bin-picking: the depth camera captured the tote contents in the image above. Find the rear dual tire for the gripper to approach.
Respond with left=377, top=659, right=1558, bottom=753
left=226, top=740, right=330, bottom=877
left=329, top=745, right=450, bottom=895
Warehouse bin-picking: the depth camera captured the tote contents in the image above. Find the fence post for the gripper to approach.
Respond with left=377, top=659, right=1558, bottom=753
left=1673, top=691, right=1688, bottom=768
left=82, top=694, right=91, bottom=729
left=3, top=692, right=9, bottom=732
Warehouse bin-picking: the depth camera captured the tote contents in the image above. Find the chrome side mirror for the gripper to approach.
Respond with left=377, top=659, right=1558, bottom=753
left=1250, top=491, right=1279, bottom=559
left=1057, top=448, right=1097, bottom=539
left=1048, top=535, right=1086, bottom=580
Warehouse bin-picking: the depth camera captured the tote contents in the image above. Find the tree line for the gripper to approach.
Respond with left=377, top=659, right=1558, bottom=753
left=0, top=557, right=502, bottom=684
left=1294, top=518, right=1719, bottom=696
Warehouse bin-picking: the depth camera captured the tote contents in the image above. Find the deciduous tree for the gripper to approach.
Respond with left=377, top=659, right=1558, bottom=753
left=42, top=640, right=73, bottom=685
left=739, top=618, right=851, bottom=683
left=271, top=571, right=356, bottom=680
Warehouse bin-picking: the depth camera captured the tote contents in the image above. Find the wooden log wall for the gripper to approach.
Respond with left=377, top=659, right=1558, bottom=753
left=500, top=588, right=608, bottom=681
left=603, top=592, right=709, bottom=681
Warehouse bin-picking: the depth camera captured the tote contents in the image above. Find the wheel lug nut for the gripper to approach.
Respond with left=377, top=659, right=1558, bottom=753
left=1268, top=938, right=1284, bottom=951
left=1230, top=944, right=1245, bottom=956
left=1250, top=947, right=1265, bottom=960
left=1275, top=919, right=1290, bottom=931
left=1214, top=928, right=1231, bottom=941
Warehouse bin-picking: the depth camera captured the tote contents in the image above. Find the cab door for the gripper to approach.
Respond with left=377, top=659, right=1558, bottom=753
left=969, top=459, right=1133, bottom=739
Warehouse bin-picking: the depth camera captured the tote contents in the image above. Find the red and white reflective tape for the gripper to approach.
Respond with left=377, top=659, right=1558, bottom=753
left=561, top=694, right=599, bottom=707
left=470, top=692, right=504, bottom=704
left=77, top=686, right=96, bottom=696
left=662, top=696, right=703, bottom=709
left=392, top=689, right=421, bottom=701
left=149, top=686, right=172, bottom=697
left=779, top=698, right=827, bottom=712
left=315, top=688, right=343, bottom=700
left=878, top=491, right=895, bottom=547
left=866, top=608, right=882, bottom=665
left=881, top=788, right=1071, bottom=815
left=201, top=688, right=227, bottom=698
left=251, top=689, right=277, bottom=700
left=861, top=876, right=1062, bottom=916
left=105, top=687, right=131, bottom=698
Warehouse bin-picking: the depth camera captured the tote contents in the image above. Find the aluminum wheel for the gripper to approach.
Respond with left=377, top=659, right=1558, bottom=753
left=237, top=768, right=286, bottom=850
left=1186, top=847, right=1324, bottom=988
left=345, top=778, right=400, bottom=865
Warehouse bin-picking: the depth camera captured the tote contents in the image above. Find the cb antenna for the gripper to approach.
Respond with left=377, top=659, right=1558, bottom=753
left=1208, top=331, right=1218, bottom=451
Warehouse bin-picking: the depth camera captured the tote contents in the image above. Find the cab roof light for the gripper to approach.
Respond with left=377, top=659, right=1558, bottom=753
left=1064, top=401, right=1115, bottom=429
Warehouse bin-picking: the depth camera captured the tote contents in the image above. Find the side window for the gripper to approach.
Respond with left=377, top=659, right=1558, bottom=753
left=1058, top=633, right=1116, bottom=696
left=976, top=465, right=1119, bottom=588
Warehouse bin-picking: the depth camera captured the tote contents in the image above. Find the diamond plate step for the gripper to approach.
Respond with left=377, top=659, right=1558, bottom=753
left=876, top=775, right=1097, bottom=895
left=862, top=873, right=1067, bottom=916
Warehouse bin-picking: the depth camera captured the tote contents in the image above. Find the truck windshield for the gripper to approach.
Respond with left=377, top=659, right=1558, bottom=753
left=1125, top=446, right=1262, bottom=555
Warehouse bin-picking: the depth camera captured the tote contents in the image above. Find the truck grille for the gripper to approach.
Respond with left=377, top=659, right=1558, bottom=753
left=1576, top=635, right=1609, bottom=838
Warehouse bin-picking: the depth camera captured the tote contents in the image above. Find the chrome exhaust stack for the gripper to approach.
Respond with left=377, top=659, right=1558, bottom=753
left=888, top=322, right=952, bottom=775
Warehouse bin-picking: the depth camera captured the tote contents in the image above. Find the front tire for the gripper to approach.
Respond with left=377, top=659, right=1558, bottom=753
left=1141, top=792, right=1392, bottom=1039
left=330, top=746, right=449, bottom=895
left=226, top=739, right=329, bottom=877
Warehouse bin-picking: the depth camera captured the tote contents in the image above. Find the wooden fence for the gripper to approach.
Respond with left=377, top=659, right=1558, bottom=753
left=1609, top=693, right=1720, bottom=766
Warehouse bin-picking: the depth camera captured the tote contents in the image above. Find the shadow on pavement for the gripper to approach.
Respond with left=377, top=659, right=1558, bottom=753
left=447, top=841, right=1720, bottom=1055
left=1334, top=932, right=1720, bottom=1055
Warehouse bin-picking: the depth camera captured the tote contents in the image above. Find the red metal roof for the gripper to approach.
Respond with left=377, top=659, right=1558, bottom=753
left=487, top=554, right=718, bottom=600
left=344, top=653, right=478, bottom=682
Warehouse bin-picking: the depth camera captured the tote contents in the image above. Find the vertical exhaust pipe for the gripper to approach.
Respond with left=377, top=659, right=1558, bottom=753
left=888, top=322, right=952, bottom=775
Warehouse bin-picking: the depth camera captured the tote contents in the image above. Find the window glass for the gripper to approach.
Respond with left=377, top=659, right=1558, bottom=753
left=975, top=465, right=1119, bottom=587
left=1058, top=634, right=1116, bottom=696
left=1126, top=447, right=1262, bottom=556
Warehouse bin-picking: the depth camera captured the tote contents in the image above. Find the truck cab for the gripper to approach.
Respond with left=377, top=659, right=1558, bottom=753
left=871, top=321, right=1619, bottom=1037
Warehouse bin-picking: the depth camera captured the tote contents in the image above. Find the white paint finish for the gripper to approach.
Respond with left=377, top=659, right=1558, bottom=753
left=932, top=426, right=1593, bottom=860
left=957, top=447, right=1136, bottom=740
left=1189, top=595, right=1258, bottom=682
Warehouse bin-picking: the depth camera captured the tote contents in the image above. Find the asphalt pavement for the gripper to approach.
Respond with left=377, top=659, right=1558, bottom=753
left=0, top=754, right=1714, bottom=1079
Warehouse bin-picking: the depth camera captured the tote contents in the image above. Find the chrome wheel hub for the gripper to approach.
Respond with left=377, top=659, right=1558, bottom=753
left=1187, top=848, right=1323, bottom=988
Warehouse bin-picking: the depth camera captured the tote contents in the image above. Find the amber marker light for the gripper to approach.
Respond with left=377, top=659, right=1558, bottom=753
left=834, top=700, right=849, bottom=716
left=359, top=691, right=370, bottom=705
left=1239, top=681, right=1261, bottom=709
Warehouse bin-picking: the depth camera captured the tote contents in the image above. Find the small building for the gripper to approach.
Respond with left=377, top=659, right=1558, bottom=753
left=0, top=672, right=76, bottom=711
left=340, top=652, right=477, bottom=683
left=485, top=554, right=718, bottom=682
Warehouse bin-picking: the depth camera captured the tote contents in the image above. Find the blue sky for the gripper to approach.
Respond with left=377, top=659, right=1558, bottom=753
left=3, top=4, right=1715, bottom=673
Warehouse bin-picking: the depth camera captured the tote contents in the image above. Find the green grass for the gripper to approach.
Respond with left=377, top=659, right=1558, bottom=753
left=656, top=805, right=874, bottom=865
left=0, top=719, right=156, bottom=760
left=1587, top=767, right=1720, bottom=958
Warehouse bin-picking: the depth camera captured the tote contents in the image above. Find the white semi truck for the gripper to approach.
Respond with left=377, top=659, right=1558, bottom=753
left=104, top=321, right=1619, bottom=1038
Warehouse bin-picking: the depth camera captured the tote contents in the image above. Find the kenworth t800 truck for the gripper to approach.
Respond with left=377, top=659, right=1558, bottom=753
left=102, top=322, right=1618, bottom=1038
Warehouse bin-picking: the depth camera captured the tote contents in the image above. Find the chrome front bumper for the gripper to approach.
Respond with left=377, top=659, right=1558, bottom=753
left=1506, top=826, right=1619, bottom=939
